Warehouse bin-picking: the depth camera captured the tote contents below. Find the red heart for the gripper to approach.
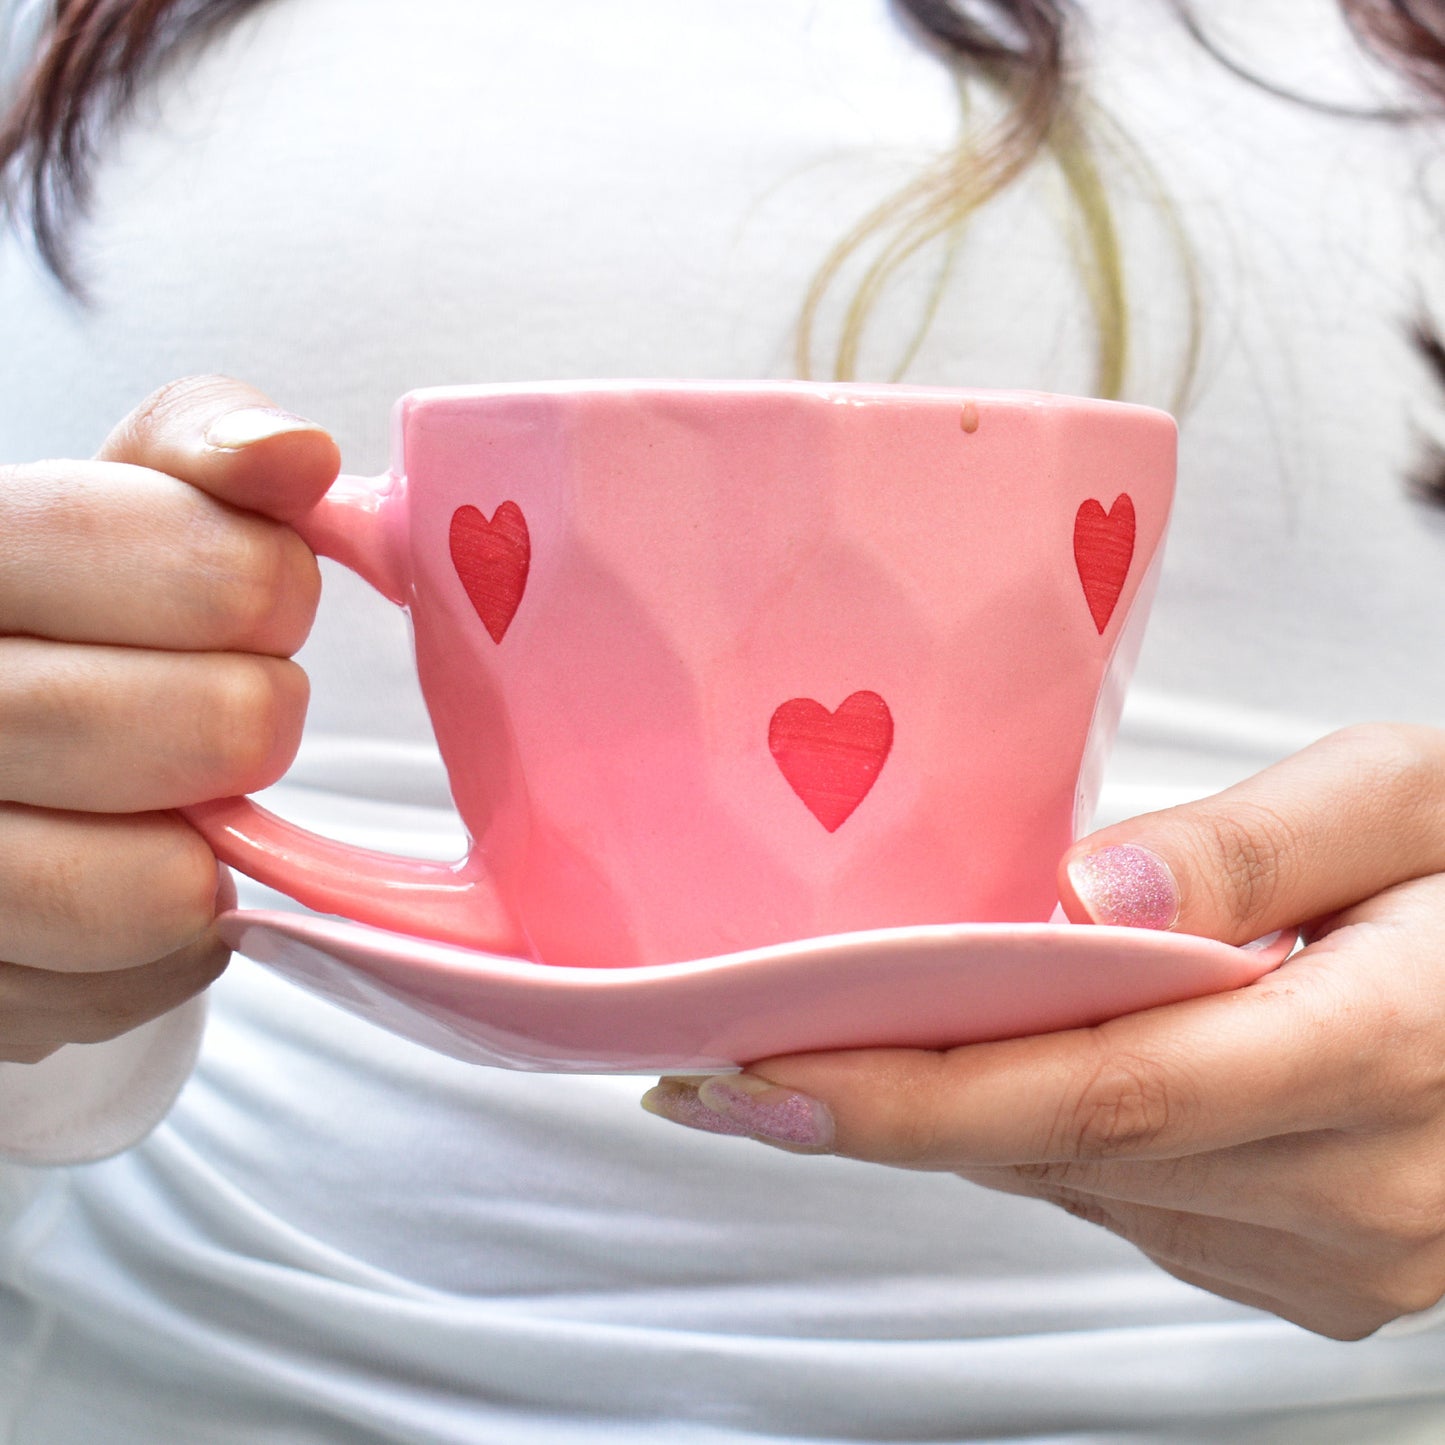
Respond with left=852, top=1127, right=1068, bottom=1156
left=768, top=691, right=894, bottom=833
left=1073, top=493, right=1136, bottom=635
left=450, top=502, right=530, bottom=643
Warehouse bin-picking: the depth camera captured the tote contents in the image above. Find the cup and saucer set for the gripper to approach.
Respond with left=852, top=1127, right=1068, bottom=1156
left=188, top=382, right=1293, bottom=1075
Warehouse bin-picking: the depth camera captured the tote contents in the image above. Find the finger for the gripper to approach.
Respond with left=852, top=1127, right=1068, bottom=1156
left=1138, top=1253, right=1323, bottom=1333
left=651, top=877, right=1445, bottom=1169
left=1028, top=1191, right=1439, bottom=1341
left=0, top=927, right=230, bottom=1064
left=0, top=806, right=222, bottom=971
left=1146, top=1256, right=1396, bottom=1340
left=958, top=1119, right=1445, bottom=1251
left=961, top=1164, right=1355, bottom=1332
left=97, top=374, right=340, bottom=522
left=642, top=1076, right=1417, bottom=1340
left=691, top=940, right=1407, bottom=1166
left=1059, top=723, right=1445, bottom=945
left=0, top=459, right=320, bottom=654
left=958, top=1150, right=1301, bottom=1230
left=0, top=639, right=307, bottom=811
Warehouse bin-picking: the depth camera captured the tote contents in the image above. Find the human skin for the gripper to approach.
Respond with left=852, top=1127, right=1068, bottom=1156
left=0, top=376, right=338, bottom=1062
left=10, top=377, right=1440, bottom=1340
left=643, top=725, right=1445, bottom=1340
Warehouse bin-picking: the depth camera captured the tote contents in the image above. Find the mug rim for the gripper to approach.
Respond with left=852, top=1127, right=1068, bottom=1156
left=396, top=378, right=1177, bottom=430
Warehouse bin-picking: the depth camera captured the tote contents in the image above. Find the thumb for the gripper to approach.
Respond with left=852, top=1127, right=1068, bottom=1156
left=1057, top=723, right=1445, bottom=946
left=98, top=374, right=340, bottom=522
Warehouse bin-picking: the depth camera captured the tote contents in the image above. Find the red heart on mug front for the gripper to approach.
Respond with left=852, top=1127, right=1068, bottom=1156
left=1073, top=493, right=1136, bottom=634
left=450, top=502, right=530, bottom=643
left=768, top=691, right=894, bottom=832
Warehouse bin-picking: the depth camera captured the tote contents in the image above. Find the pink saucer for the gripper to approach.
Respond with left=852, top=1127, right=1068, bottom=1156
left=217, top=910, right=1295, bottom=1074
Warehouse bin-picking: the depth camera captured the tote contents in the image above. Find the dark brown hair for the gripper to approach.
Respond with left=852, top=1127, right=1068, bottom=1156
left=5, top=0, right=1445, bottom=489
left=0, top=0, right=267, bottom=286
left=8, top=0, right=1442, bottom=282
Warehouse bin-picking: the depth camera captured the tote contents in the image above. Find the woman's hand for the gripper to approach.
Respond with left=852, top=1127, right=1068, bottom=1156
left=643, top=723, right=1445, bottom=1340
left=0, top=376, right=337, bottom=1063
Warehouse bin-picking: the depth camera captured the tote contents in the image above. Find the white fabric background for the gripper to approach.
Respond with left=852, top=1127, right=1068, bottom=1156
left=0, top=1, right=1443, bottom=1439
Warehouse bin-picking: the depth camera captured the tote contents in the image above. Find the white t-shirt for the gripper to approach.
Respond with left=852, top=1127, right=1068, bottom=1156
left=1, top=1, right=1444, bottom=1439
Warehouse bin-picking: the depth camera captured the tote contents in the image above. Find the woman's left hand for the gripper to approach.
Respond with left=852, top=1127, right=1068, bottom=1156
left=642, top=723, right=1445, bottom=1340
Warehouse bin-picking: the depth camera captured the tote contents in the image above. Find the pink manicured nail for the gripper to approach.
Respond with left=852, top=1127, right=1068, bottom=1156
left=696, top=1074, right=834, bottom=1151
left=213, top=862, right=238, bottom=913
left=1067, top=843, right=1179, bottom=930
left=639, top=1079, right=753, bottom=1138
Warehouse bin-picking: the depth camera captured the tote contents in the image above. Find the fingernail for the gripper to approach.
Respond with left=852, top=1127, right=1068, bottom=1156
left=213, top=862, right=237, bottom=914
left=1066, top=843, right=1180, bottom=930
left=204, top=407, right=322, bottom=451
left=696, top=1074, right=834, bottom=1151
left=640, top=1079, right=754, bottom=1138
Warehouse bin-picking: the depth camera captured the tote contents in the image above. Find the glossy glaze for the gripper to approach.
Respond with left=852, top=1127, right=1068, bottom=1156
left=186, top=382, right=1176, bottom=966
left=218, top=910, right=1295, bottom=1073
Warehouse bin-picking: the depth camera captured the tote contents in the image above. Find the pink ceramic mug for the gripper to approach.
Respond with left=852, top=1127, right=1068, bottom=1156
left=184, top=381, right=1175, bottom=967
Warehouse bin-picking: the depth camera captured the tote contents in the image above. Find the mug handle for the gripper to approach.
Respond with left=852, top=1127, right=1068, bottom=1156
left=181, top=474, right=531, bottom=957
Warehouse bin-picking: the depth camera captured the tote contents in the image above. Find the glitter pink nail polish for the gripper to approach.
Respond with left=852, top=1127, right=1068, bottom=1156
left=640, top=1079, right=754, bottom=1137
left=696, top=1075, right=834, bottom=1150
left=1066, top=843, right=1179, bottom=930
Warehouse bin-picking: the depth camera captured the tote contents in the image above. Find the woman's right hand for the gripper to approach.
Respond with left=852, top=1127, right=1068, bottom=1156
left=0, top=376, right=339, bottom=1063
